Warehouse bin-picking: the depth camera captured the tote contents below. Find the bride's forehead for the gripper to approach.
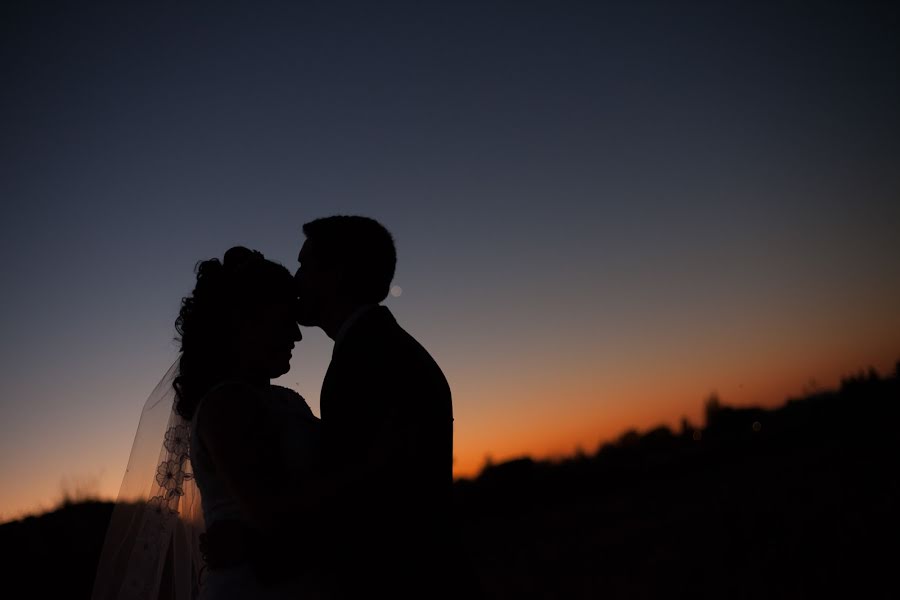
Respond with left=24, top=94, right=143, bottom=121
left=250, top=298, right=294, bottom=318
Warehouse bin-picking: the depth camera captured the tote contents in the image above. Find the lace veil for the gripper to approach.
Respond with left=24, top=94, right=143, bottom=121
left=92, top=359, right=205, bottom=600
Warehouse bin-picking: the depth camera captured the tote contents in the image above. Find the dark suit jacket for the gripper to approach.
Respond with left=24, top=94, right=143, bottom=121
left=319, top=306, right=456, bottom=596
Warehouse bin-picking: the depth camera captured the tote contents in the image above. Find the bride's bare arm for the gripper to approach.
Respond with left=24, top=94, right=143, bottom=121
left=196, top=382, right=299, bottom=532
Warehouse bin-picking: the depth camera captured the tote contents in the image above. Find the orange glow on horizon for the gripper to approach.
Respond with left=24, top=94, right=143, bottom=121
left=3, top=350, right=898, bottom=522
left=452, top=348, right=899, bottom=479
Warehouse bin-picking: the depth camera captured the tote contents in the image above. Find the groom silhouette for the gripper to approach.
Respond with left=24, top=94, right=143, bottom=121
left=294, top=216, right=458, bottom=599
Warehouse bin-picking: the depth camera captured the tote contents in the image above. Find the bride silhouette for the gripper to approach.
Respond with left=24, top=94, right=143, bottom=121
left=92, top=247, right=321, bottom=600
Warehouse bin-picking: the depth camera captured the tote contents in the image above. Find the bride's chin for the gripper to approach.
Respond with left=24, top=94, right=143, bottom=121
left=270, top=362, right=291, bottom=379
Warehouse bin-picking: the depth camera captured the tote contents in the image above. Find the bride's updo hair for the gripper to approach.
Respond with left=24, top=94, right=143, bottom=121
left=173, top=246, right=295, bottom=420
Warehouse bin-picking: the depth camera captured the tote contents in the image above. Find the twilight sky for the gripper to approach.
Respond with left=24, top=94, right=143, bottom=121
left=1, top=0, right=898, bottom=521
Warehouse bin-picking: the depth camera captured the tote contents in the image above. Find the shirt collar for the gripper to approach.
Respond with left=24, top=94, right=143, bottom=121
left=332, top=304, right=378, bottom=355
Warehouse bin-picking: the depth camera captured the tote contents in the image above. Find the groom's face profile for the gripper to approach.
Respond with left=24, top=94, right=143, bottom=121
left=294, top=239, right=338, bottom=327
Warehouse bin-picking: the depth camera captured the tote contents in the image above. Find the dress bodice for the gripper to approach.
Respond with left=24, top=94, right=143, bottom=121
left=189, top=384, right=320, bottom=529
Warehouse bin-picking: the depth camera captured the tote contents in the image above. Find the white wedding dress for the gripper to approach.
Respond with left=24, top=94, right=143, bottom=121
left=191, top=384, right=322, bottom=600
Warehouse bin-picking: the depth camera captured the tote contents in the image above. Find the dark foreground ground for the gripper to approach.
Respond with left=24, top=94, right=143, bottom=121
left=3, top=365, right=898, bottom=599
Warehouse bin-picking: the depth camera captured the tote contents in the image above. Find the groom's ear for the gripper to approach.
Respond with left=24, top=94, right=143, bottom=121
left=333, top=265, right=356, bottom=299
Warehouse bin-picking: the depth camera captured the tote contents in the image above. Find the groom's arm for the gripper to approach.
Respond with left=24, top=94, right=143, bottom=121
left=292, top=397, right=435, bottom=521
left=283, top=414, right=400, bottom=513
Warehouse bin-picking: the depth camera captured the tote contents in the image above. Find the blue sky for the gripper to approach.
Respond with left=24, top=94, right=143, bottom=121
left=1, top=0, right=898, bottom=520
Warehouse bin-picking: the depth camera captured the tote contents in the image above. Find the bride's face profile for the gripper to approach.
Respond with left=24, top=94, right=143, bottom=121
left=173, top=249, right=300, bottom=419
left=232, top=297, right=302, bottom=380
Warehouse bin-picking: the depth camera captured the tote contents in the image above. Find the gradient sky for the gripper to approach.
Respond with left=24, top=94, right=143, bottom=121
left=2, top=0, right=899, bottom=521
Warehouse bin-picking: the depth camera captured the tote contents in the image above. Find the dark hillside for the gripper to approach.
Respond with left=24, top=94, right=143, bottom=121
left=3, top=364, right=898, bottom=598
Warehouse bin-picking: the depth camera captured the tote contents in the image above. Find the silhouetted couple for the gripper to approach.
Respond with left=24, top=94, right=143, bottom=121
left=92, top=216, right=472, bottom=600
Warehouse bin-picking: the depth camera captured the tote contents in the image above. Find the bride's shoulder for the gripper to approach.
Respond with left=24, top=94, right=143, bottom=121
left=195, top=382, right=263, bottom=430
left=270, top=384, right=308, bottom=403
left=203, top=380, right=263, bottom=406
left=270, top=385, right=316, bottom=416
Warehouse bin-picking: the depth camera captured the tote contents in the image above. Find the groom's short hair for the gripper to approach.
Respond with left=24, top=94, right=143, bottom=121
left=303, top=215, right=397, bottom=304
